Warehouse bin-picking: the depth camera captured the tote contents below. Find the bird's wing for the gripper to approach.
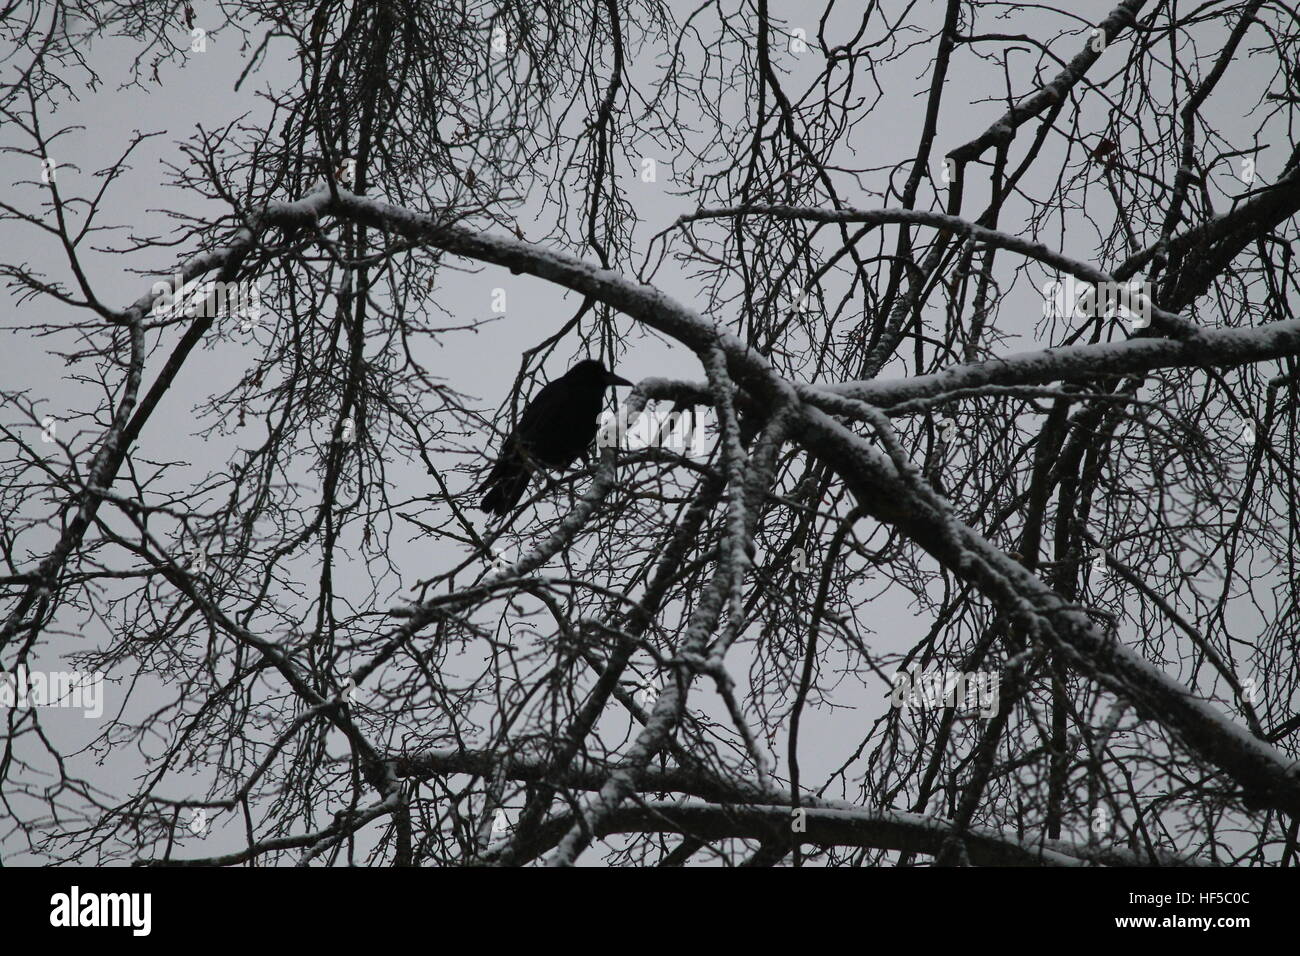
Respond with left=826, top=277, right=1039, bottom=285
left=480, top=378, right=560, bottom=490
left=503, top=378, right=570, bottom=462
left=514, top=378, right=562, bottom=438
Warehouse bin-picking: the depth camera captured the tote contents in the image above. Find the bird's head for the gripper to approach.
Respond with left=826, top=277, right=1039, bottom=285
left=567, top=359, right=633, bottom=388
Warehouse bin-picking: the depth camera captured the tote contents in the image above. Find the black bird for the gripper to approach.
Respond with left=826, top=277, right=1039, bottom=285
left=478, top=359, right=633, bottom=516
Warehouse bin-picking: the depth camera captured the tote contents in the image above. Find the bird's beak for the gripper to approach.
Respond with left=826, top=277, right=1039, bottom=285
left=605, top=371, right=633, bottom=387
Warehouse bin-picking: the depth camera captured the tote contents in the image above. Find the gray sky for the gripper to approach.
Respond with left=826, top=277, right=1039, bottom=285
left=1, top=0, right=1289, bottom=864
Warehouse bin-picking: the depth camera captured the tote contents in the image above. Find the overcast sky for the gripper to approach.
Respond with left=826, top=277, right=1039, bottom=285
left=0, top=0, right=1286, bottom=865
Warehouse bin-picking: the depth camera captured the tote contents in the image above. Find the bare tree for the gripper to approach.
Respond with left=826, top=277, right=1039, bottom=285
left=2, top=0, right=1299, bottom=867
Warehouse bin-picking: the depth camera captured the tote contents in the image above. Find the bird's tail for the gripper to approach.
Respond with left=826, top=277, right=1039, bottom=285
left=479, top=463, right=530, bottom=516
